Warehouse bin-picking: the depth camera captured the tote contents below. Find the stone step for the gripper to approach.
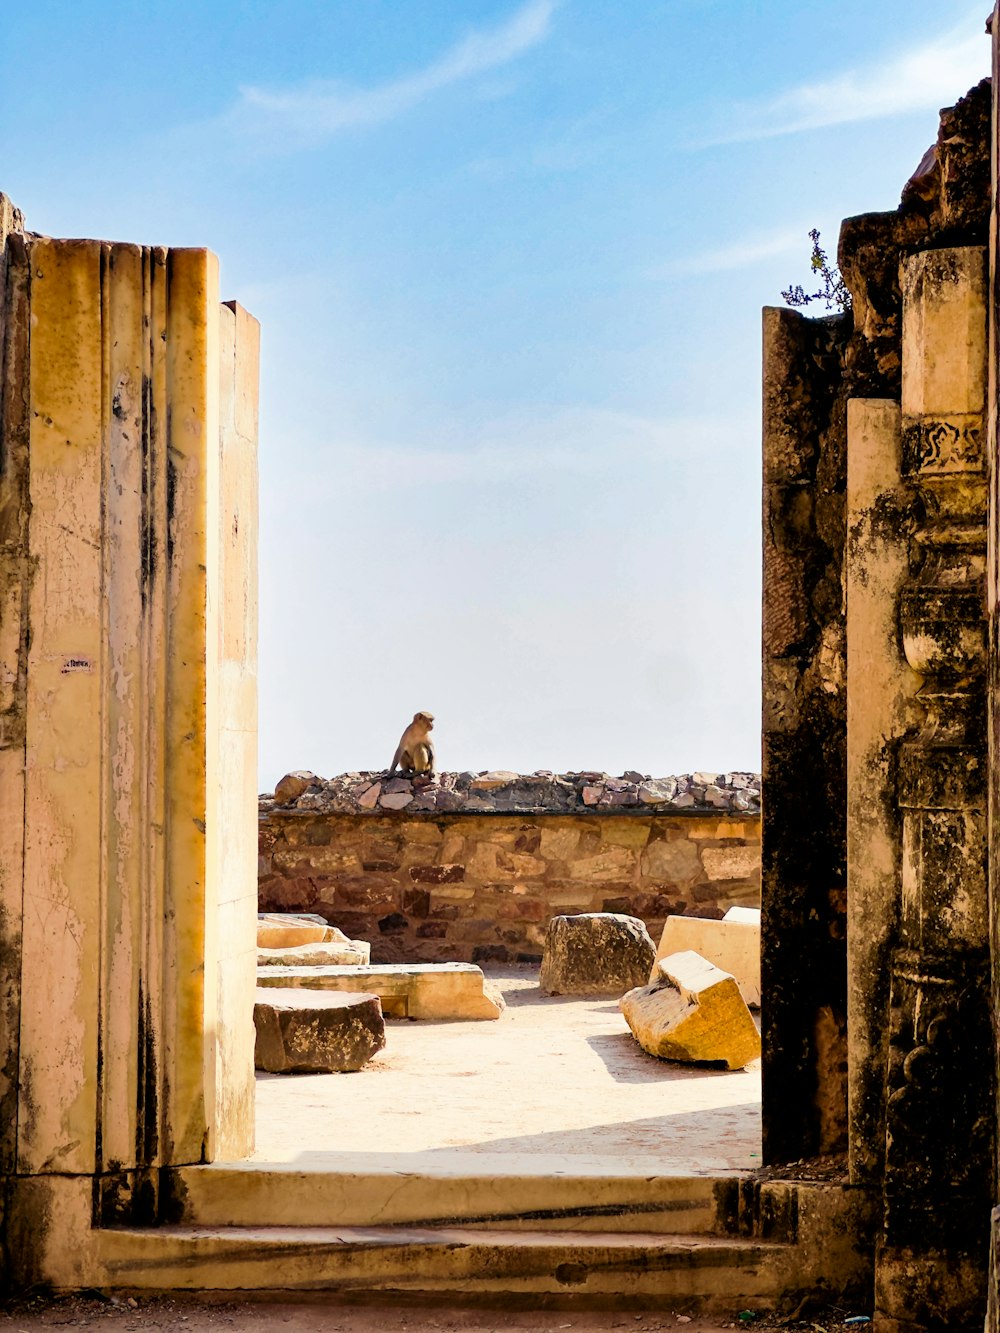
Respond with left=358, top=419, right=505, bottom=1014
left=96, top=1223, right=794, bottom=1306
left=169, top=1158, right=734, bottom=1235
left=255, top=961, right=504, bottom=1020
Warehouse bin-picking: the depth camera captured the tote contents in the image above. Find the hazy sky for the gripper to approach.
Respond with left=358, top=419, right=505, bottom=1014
left=1, top=2, right=990, bottom=784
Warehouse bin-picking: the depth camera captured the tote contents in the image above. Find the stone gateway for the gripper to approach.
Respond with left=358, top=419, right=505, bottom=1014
left=10, top=23, right=1000, bottom=1323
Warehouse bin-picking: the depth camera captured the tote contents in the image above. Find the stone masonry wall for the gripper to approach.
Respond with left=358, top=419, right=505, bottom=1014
left=258, top=770, right=761, bottom=964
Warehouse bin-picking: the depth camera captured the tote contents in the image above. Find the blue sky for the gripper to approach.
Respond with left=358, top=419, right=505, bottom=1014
left=1, top=2, right=990, bottom=783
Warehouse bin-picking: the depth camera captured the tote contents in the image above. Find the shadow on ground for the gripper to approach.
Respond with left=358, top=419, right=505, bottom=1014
left=585, top=1030, right=737, bottom=1083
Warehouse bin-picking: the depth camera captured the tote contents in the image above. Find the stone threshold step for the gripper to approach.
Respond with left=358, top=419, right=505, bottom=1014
left=97, top=1224, right=793, bottom=1304
left=170, top=1161, right=738, bottom=1234
left=255, top=961, right=503, bottom=1019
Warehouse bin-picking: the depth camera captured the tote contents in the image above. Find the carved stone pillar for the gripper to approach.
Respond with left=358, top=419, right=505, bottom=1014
left=845, top=399, right=919, bottom=1189
left=874, top=247, right=994, bottom=1329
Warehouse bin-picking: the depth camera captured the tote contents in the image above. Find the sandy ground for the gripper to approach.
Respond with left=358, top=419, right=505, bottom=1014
left=254, top=966, right=761, bottom=1172
left=0, top=1296, right=873, bottom=1332
left=0, top=974, right=792, bottom=1332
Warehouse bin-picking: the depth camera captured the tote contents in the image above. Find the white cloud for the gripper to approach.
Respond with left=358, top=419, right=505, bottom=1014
left=649, top=226, right=808, bottom=278
left=223, top=0, right=558, bottom=151
left=263, top=407, right=742, bottom=500
left=704, top=9, right=989, bottom=145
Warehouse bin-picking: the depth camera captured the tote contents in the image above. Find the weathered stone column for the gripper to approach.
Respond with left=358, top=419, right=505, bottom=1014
left=872, top=247, right=994, bottom=1330
left=985, top=9, right=1000, bottom=1325
left=845, top=399, right=920, bottom=1188
left=0, top=224, right=258, bottom=1282
left=761, top=306, right=849, bottom=1163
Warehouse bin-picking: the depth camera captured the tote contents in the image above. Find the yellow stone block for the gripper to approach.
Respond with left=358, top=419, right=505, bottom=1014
left=650, top=913, right=760, bottom=1008
left=687, top=819, right=754, bottom=841
left=257, top=962, right=504, bottom=1021
left=538, top=825, right=581, bottom=860
left=620, top=950, right=760, bottom=1070
left=257, top=915, right=330, bottom=950
left=600, top=820, right=652, bottom=850
left=701, top=845, right=760, bottom=881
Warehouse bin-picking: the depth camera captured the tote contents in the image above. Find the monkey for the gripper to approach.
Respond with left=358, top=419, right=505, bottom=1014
left=388, top=711, right=435, bottom=777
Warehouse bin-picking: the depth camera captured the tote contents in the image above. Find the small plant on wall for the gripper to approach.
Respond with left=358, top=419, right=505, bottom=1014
left=782, top=229, right=851, bottom=313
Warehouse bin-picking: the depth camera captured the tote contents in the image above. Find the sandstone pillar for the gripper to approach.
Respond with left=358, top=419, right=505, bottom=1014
left=211, top=299, right=260, bottom=1160
left=844, top=400, right=920, bottom=1186
left=0, top=226, right=258, bottom=1272
left=868, top=247, right=994, bottom=1329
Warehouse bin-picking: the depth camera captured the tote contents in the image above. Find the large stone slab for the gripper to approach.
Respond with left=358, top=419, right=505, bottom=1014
left=258, top=940, right=371, bottom=968
left=256, top=962, right=505, bottom=1021
left=540, top=913, right=655, bottom=996
left=257, top=912, right=365, bottom=953
left=621, top=950, right=761, bottom=1070
left=254, top=987, right=385, bottom=1073
left=650, top=909, right=760, bottom=1007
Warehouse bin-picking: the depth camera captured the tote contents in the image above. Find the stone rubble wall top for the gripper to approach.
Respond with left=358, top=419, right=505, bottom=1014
left=259, top=769, right=762, bottom=818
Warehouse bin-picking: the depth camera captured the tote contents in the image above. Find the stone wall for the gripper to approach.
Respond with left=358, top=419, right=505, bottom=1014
left=258, top=770, right=761, bottom=964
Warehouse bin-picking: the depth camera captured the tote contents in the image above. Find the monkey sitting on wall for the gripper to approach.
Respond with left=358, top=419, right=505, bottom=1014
left=388, top=711, right=435, bottom=777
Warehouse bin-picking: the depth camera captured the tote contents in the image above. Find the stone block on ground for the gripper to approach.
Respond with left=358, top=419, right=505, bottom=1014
left=254, top=987, right=385, bottom=1073
left=257, top=911, right=362, bottom=951
left=539, top=912, right=655, bottom=996
left=256, top=961, right=505, bottom=1020
left=621, top=949, right=761, bottom=1070
left=650, top=911, right=761, bottom=1008
left=257, top=939, right=371, bottom=967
